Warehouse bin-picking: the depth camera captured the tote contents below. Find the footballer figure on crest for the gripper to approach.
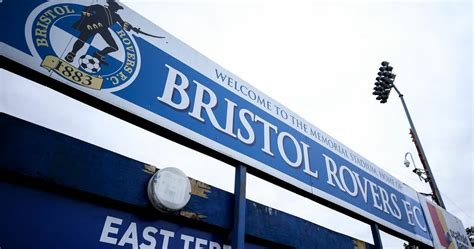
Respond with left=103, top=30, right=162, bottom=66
left=65, top=0, right=135, bottom=66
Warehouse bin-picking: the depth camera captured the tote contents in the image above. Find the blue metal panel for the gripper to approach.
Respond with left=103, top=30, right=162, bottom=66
left=0, top=113, right=374, bottom=249
left=0, top=181, right=266, bottom=249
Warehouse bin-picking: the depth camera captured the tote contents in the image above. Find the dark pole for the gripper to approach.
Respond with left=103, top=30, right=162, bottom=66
left=392, top=85, right=446, bottom=209
left=371, top=223, right=384, bottom=249
left=232, top=164, right=247, bottom=249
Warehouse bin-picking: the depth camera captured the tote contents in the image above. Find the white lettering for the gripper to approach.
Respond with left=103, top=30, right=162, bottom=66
left=402, top=200, right=415, bottom=226
left=99, top=216, right=122, bottom=245
left=140, top=226, right=157, bottom=249
left=302, top=142, right=318, bottom=178
left=160, top=229, right=175, bottom=249
left=237, top=109, right=255, bottom=144
left=354, top=172, right=369, bottom=203
left=118, top=222, right=139, bottom=249
left=277, top=132, right=302, bottom=167
left=369, top=181, right=383, bottom=211
left=195, top=238, right=208, bottom=249
left=254, top=115, right=278, bottom=156
left=379, top=186, right=391, bottom=214
left=181, top=234, right=194, bottom=249
left=324, top=154, right=345, bottom=192
left=189, top=80, right=228, bottom=135
left=339, top=165, right=358, bottom=197
left=209, top=241, right=221, bottom=249
left=157, top=64, right=190, bottom=110
left=413, top=206, right=427, bottom=231
left=390, top=194, right=402, bottom=220
left=223, top=98, right=237, bottom=138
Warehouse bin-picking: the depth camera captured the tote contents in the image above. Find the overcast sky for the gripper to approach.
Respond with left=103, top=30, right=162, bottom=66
left=1, top=0, right=472, bottom=248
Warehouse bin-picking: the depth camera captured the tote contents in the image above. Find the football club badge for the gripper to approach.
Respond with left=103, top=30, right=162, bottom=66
left=26, top=0, right=164, bottom=91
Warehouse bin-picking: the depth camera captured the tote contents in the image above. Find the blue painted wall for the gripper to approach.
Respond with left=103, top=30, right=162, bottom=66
left=0, top=113, right=374, bottom=249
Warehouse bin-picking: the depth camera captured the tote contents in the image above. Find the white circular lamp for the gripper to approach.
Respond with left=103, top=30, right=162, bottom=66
left=147, top=167, right=192, bottom=212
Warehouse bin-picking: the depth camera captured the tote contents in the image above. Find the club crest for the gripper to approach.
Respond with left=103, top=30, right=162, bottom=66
left=26, top=1, right=143, bottom=91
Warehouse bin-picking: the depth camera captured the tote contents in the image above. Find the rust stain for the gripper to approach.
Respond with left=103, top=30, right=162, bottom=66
left=143, top=164, right=157, bottom=174
left=190, top=179, right=211, bottom=198
left=353, top=239, right=366, bottom=249
left=180, top=210, right=207, bottom=220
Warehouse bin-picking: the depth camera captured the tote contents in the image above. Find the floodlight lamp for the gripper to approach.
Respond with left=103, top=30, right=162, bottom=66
left=380, top=77, right=389, bottom=83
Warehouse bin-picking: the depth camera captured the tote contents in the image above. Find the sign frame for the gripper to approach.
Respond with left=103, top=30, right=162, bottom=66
left=0, top=0, right=441, bottom=246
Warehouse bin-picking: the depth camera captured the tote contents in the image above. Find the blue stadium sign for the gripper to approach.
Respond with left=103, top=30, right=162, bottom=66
left=0, top=181, right=266, bottom=249
left=0, top=0, right=432, bottom=245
